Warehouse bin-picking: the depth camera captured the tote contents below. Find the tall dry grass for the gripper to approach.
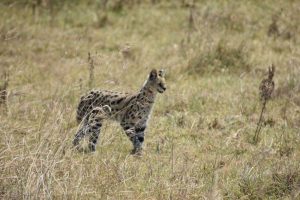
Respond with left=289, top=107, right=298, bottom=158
left=1, top=0, right=300, bottom=199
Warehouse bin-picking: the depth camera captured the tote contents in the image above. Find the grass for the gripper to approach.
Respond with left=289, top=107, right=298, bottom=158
left=1, top=0, right=300, bottom=199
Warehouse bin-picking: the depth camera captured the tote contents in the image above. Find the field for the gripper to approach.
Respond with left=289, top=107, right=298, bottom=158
left=1, top=0, right=300, bottom=199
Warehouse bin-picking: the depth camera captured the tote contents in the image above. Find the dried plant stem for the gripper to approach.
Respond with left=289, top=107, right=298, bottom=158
left=187, top=0, right=196, bottom=43
left=208, top=171, right=222, bottom=200
left=254, top=65, right=275, bottom=144
left=254, top=101, right=266, bottom=143
left=188, top=1, right=195, bottom=31
left=88, top=52, right=94, bottom=89
left=79, top=78, right=83, bottom=92
left=0, top=71, right=9, bottom=115
left=171, top=138, right=174, bottom=174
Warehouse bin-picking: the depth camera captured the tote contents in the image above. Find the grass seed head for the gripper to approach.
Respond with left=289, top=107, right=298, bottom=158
left=259, top=64, right=275, bottom=103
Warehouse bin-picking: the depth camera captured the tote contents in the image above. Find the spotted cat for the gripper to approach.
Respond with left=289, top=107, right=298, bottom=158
left=73, top=69, right=166, bottom=154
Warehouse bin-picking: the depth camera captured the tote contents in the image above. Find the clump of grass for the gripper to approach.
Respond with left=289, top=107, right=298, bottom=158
left=95, top=0, right=109, bottom=28
left=267, top=11, right=297, bottom=41
left=95, top=12, right=108, bottom=28
left=187, top=40, right=250, bottom=75
left=0, top=71, right=9, bottom=115
left=253, top=65, right=275, bottom=144
left=275, top=65, right=300, bottom=105
left=200, top=4, right=245, bottom=33
left=108, top=0, right=123, bottom=12
left=266, top=169, right=300, bottom=198
left=277, top=132, right=294, bottom=157
left=268, top=14, right=280, bottom=38
left=208, top=118, right=223, bottom=130
left=207, top=171, right=223, bottom=200
left=239, top=166, right=300, bottom=199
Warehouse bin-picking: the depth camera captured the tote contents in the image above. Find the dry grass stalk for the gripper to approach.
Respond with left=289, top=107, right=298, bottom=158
left=0, top=71, right=9, bottom=114
left=208, top=171, right=223, bottom=200
left=31, top=0, right=39, bottom=16
left=171, top=138, right=174, bottom=174
left=88, top=52, right=95, bottom=89
left=186, top=0, right=196, bottom=43
left=188, top=0, right=196, bottom=31
left=254, top=65, right=275, bottom=143
left=79, top=78, right=83, bottom=92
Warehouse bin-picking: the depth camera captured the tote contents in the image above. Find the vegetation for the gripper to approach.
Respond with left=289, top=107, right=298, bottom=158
left=1, top=0, right=300, bottom=199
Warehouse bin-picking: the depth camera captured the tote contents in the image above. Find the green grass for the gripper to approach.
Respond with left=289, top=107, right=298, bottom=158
left=1, top=0, right=300, bottom=199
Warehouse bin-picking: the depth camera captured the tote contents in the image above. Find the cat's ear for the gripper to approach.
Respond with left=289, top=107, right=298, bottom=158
left=149, top=69, right=158, bottom=80
left=158, top=69, right=165, bottom=77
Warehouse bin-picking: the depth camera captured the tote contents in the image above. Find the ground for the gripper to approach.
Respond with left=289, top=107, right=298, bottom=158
left=0, top=0, right=300, bottom=199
